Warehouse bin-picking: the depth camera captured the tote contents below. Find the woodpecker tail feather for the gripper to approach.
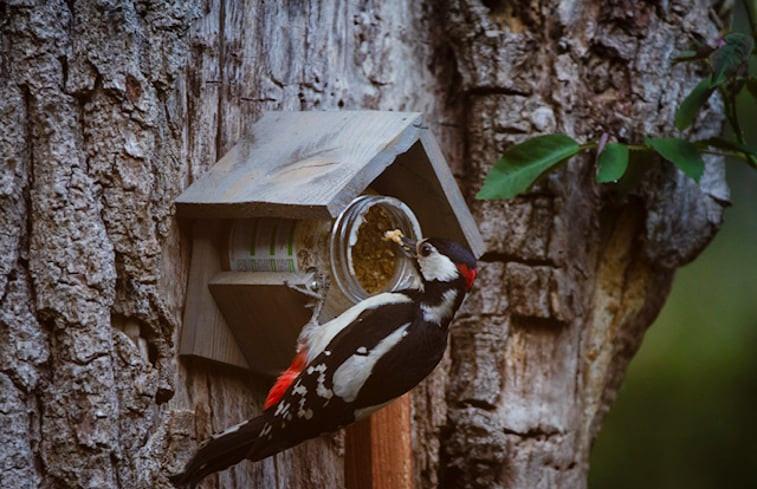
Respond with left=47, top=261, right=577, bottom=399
left=170, top=415, right=266, bottom=489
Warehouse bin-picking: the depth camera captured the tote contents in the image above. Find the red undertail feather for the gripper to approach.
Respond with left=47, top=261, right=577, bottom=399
left=456, top=263, right=477, bottom=290
left=264, top=348, right=308, bottom=410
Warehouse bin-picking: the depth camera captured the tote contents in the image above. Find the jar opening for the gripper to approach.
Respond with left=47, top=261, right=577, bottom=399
left=330, top=195, right=422, bottom=303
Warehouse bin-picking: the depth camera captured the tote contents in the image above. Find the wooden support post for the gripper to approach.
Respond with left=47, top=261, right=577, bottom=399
left=345, top=393, right=414, bottom=489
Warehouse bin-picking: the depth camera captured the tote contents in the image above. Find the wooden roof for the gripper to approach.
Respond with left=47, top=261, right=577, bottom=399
left=175, top=110, right=484, bottom=257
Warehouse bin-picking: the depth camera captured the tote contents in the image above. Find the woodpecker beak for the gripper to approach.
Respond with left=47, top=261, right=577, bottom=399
left=398, top=236, right=417, bottom=258
left=384, top=229, right=417, bottom=258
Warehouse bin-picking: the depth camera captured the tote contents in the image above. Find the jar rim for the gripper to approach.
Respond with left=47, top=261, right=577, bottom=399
left=330, top=195, right=422, bottom=303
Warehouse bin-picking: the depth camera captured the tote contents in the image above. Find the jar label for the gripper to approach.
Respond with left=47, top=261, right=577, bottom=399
left=229, top=219, right=299, bottom=273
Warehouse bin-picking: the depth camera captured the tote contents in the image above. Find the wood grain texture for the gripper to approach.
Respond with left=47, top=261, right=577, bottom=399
left=175, top=111, right=422, bottom=219
left=372, top=137, right=486, bottom=258
left=0, top=1, right=728, bottom=489
left=208, top=271, right=312, bottom=375
left=440, top=2, right=729, bottom=488
left=181, top=222, right=249, bottom=369
left=369, top=394, right=414, bottom=489
left=345, top=394, right=413, bottom=489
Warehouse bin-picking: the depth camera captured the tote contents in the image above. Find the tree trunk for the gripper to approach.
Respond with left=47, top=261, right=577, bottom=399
left=0, top=1, right=727, bottom=489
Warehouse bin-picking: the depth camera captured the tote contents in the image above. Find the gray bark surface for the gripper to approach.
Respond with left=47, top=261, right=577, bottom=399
left=0, top=1, right=726, bottom=488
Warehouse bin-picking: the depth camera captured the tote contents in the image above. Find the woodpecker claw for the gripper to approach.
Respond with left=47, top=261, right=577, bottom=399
left=285, top=270, right=330, bottom=334
left=285, top=281, right=323, bottom=302
left=284, top=270, right=328, bottom=300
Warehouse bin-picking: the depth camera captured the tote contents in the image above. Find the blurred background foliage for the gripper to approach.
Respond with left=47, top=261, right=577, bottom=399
left=589, top=4, right=757, bottom=488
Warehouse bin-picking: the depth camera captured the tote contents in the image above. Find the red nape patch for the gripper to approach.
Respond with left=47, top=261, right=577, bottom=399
left=264, top=348, right=308, bottom=410
left=457, top=264, right=477, bottom=290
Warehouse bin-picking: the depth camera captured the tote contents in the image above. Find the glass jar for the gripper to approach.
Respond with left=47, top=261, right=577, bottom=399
left=226, top=194, right=422, bottom=310
left=329, top=195, right=422, bottom=303
left=227, top=218, right=331, bottom=274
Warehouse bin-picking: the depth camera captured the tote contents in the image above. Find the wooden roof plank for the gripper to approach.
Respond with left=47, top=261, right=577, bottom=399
left=176, top=111, right=423, bottom=219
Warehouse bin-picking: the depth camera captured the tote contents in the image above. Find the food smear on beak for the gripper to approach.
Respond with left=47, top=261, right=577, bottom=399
left=383, top=228, right=405, bottom=245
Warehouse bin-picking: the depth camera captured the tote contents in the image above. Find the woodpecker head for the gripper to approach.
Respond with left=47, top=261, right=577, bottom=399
left=397, top=236, right=477, bottom=291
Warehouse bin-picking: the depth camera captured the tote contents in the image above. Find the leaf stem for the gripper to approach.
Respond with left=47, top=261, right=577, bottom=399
left=719, top=85, right=757, bottom=167
left=582, top=138, right=756, bottom=165
left=581, top=141, right=654, bottom=151
left=744, top=0, right=757, bottom=40
left=697, top=148, right=752, bottom=160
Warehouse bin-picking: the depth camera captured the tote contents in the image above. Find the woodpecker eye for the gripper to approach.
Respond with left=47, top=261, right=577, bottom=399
left=419, top=243, right=433, bottom=257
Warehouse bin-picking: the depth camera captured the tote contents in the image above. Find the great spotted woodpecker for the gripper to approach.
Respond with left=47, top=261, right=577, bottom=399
left=170, top=235, right=477, bottom=488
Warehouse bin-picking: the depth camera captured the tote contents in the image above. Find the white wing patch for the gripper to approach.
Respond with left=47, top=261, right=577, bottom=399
left=260, top=422, right=273, bottom=440
left=296, top=395, right=314, bottom=419
left=292, top=380, right=307, bottom=396
left=274, top=401, right=292, bottom=421
left=306, top=363, right=333, bottom=400
left=421, top=289, right=458, bottom=325
left=302, top=292, right=412, bottom=363
left=332, top=322, right=412, bottom=403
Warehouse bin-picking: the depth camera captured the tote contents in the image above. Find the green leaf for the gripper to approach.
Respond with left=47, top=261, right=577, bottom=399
left=675, top=79, right=714, bottom=130
left=747, top=78, right=757, bottom=100
left=645, top=137, right=705, bottom=183
left=709, top=33, right=754, bottom=88
left=596, top=143, right=629, bottom=183
left=697, top=137, right=757, bottom=158
left=476, top=135, right=580, bottom=200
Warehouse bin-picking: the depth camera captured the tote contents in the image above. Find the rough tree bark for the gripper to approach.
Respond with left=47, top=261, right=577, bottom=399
left=0, top=1, right=728, bottom=489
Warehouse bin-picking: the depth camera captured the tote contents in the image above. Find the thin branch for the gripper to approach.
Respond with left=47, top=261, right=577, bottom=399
left=583, top=140, right=755, bottom=165
left=697, top=148, right=753, bottom=160
left=719, top=85, right=757, bottom=167
left=743, top=0, right=757, bottom=40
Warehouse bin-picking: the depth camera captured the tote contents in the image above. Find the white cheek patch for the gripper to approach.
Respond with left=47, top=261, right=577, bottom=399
left=421, top=289, right=458, bottom=325
left=303, top=292, right=412, bottom=363
left=418, top=252, right=458, bottom=283
left=332, top=322, right=411, bottom=403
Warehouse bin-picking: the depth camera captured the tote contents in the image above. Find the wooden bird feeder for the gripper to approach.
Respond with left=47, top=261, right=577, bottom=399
left=174, top=110, right=484, bottom=489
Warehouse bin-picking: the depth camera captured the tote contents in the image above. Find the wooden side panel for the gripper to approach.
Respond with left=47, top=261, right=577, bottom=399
left=208, top=272, right=313, bottom=376
left=180, top=221, right=249, bottom=369
left=345, top=394, right=414, bottom=489
left=418, top=131, right=485, bottom=258
left=372, top=135, right=485, bottom=258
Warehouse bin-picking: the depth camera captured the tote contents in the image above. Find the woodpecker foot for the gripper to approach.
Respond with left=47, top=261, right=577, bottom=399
left=285, top=270, right=330, bottom=327
left=285, top=270, right=328, bottom=301
left=285, top=282, right=323, bottom=302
